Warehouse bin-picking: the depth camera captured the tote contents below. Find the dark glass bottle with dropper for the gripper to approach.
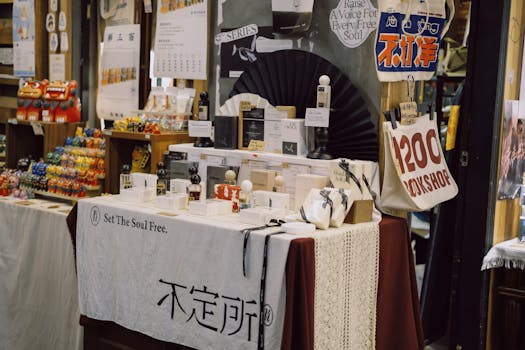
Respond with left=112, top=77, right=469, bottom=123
left=194, top=91, right=214, bottom=148
left=187, top=166, right=202, bottom=201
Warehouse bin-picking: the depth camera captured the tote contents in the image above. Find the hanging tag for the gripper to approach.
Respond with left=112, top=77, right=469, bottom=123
left=58, top=11, right=67, bottom=31
left=60, top=32, right=69, bottom=52
left=143, top=0, right=153, bottom=13
left=49, top=33, right=59, bottom=52
left=31, top=122, right=44, bottom=136
left=45, top=13, right=55, bottom=32
left=399, top=101, right=418, bottom=125
left=49, top=0, right=58, bottom=12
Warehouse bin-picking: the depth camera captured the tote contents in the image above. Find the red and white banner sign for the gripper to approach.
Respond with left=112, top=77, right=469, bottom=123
left=380, top=116, right=458, bottom=211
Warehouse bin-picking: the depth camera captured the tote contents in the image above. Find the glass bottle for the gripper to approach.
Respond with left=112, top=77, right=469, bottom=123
left=187, top=166, right=201, bottom=201
left=120, top=164, right=132, bottom=192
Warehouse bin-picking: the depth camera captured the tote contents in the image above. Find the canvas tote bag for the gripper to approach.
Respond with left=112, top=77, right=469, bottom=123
left=375, top=0, right=455, bottom=82
left=380, top=115, right=458, bottom=211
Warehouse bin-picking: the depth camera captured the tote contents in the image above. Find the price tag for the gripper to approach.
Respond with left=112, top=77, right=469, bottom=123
left=188, top=120, right=212, bottom=138
left=8, top=118, right=18, bottom=125
left=239, top=101, right=253, bottom=112
left=56, top=116, right=66, bottom=123
left=145, top=134, right=151, bottom=140
left=399, top=101, right=418, bottom=125
left=264, top=106, right=287, bottom=120
left=31, top=122, right=44, bottom=136
left=305, top=108, right=330, bottom=127
left=248, top=140, right=265, bottom=151
left=104, top=130, right=112, bottom=136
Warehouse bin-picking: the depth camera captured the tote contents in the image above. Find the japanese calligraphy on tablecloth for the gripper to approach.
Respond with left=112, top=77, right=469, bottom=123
left=153, top=0, right=208, bottom=80
left=96, top=24, right=140, bottom=120
left=76, top=197, right=291, bottom=350
left=380, top=116, right=458, bottom=211
left=374, top=0, right=454, bottom=82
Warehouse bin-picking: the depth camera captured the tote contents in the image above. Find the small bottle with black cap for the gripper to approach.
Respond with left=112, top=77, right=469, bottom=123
left=187, top=166, right=202, bottom=201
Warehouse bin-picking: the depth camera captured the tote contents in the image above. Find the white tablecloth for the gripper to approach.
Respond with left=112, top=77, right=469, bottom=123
left=76, top=195, right=380, bottom=350
left=482, top=238, right=525, bottom=270
left=0, top=197, right=82, bottom=350
left=77, top=196, right=295, bottom=350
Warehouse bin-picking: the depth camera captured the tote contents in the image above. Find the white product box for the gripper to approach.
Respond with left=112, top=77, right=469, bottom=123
left=189, top=199, right=232, bottom=216
left=281, top=119, right=306, bottom=156
left=264, top=119, right=283, bottom=154
left=253, top=190, right=290, bottom=210
left=295, top=174, right=330, bottom=209
left=170, top=179, right=191, bottom=194
left=156, top=193, right=188, bottom=210
left=239, top=207, right=287, bottom=225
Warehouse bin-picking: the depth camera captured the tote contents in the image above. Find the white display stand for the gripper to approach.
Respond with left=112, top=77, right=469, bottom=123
left=168, top=144, right=381, bottom=208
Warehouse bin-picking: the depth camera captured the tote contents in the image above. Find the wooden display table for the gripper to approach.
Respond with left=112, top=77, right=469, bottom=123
left=103, top=130, right=193, bottom=194
left=6, top=119, right=84, bottom=168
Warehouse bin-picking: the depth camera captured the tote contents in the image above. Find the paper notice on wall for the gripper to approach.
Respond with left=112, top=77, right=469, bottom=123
left=12, top=0, right=36, bottom=77
left=0, top=48, right=13, bottom=65
left=330, top=0, right=378, bottom=48
left=96, top=24, right=141, bottom=120
left=153, top=0, right=207, bottom=80
left=49, top=53, right=65, bottom=81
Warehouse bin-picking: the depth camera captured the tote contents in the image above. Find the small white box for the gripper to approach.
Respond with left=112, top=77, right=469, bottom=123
left=264, top=120, right=283, bottom=154
left=239, top=207, right=287, bottom=225
left=170, top=179, right=191, bottom=194
left=156, top=193, right=188, bottom=210
left=281, top=119, right=306, bottom=156
left=120, top=188, right=145, bottom=203
left=188, top=199, right=232, bottom=216
left=253, top=190, right=290, bottom=210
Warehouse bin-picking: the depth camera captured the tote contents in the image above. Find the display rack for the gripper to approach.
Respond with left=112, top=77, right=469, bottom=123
left=5, top=119, right=83, bottom=168
left=104, top=130, right=193, bottom=194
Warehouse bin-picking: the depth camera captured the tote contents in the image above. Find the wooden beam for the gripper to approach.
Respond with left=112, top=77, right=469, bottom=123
left=0, top=96, right=18, bottom=109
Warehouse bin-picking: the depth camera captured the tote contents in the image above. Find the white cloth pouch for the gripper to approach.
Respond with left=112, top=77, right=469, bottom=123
left=328, top=188, right=356, bottom=228
left=374, top=0, right=455, bottom=82
left=299, top=188, right=334, bottom=230
left=380, top=115, right=458, bottom=211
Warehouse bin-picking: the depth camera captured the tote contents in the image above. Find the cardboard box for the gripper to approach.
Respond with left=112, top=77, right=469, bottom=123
left=250, top=169, right=276, bottom=191
left=344, top=200, right=373, bottom=224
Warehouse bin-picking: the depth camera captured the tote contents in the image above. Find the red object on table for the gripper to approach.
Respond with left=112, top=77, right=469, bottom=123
left=67, top=209, right=423, bottom=350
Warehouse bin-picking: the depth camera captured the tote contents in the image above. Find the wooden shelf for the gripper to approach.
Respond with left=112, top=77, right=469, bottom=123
left=0, top=77, right=19, bottom=86
left=0, top=18, right=12, bottom=45
left=104, top=129, right=194, bottom=194
left=0, top=0, right=14, bottom=4
left=0, top=96, right=17, bottom=109
left=6, top=120, right=84, bottom=168
left=0, top=66, right=13, bottom=75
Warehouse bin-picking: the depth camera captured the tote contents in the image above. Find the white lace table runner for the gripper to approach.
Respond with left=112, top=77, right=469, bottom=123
left=307, top=222, right=380, bottom=350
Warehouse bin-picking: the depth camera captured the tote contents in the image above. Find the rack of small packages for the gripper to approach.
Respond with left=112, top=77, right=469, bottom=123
left=115, top=142, right=379, bottom=229
left=0, top=127, right=106, bottom=202
left=103, top=85, right=197, bottom=194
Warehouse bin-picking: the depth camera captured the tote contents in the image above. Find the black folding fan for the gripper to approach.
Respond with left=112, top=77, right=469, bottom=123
left=229, top=49, right=378, bottom=161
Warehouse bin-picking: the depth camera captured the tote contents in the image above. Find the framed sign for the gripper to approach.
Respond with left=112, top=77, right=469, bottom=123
left=238, top=104, right=264, bottom=150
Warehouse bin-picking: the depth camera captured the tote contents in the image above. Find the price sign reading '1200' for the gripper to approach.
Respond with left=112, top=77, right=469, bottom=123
left=390, top=126, right=453, bottom=199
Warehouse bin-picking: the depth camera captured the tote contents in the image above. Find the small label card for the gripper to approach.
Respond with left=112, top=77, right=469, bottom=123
left=305, top=108, right=330, bottom=127
left=399, top=101, right=418, bottom=125
left=31, top=121, right=44, bottom=136
left=188, top=120, right=212, bottom=137
left=248, top=140, right=265, bottom=151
